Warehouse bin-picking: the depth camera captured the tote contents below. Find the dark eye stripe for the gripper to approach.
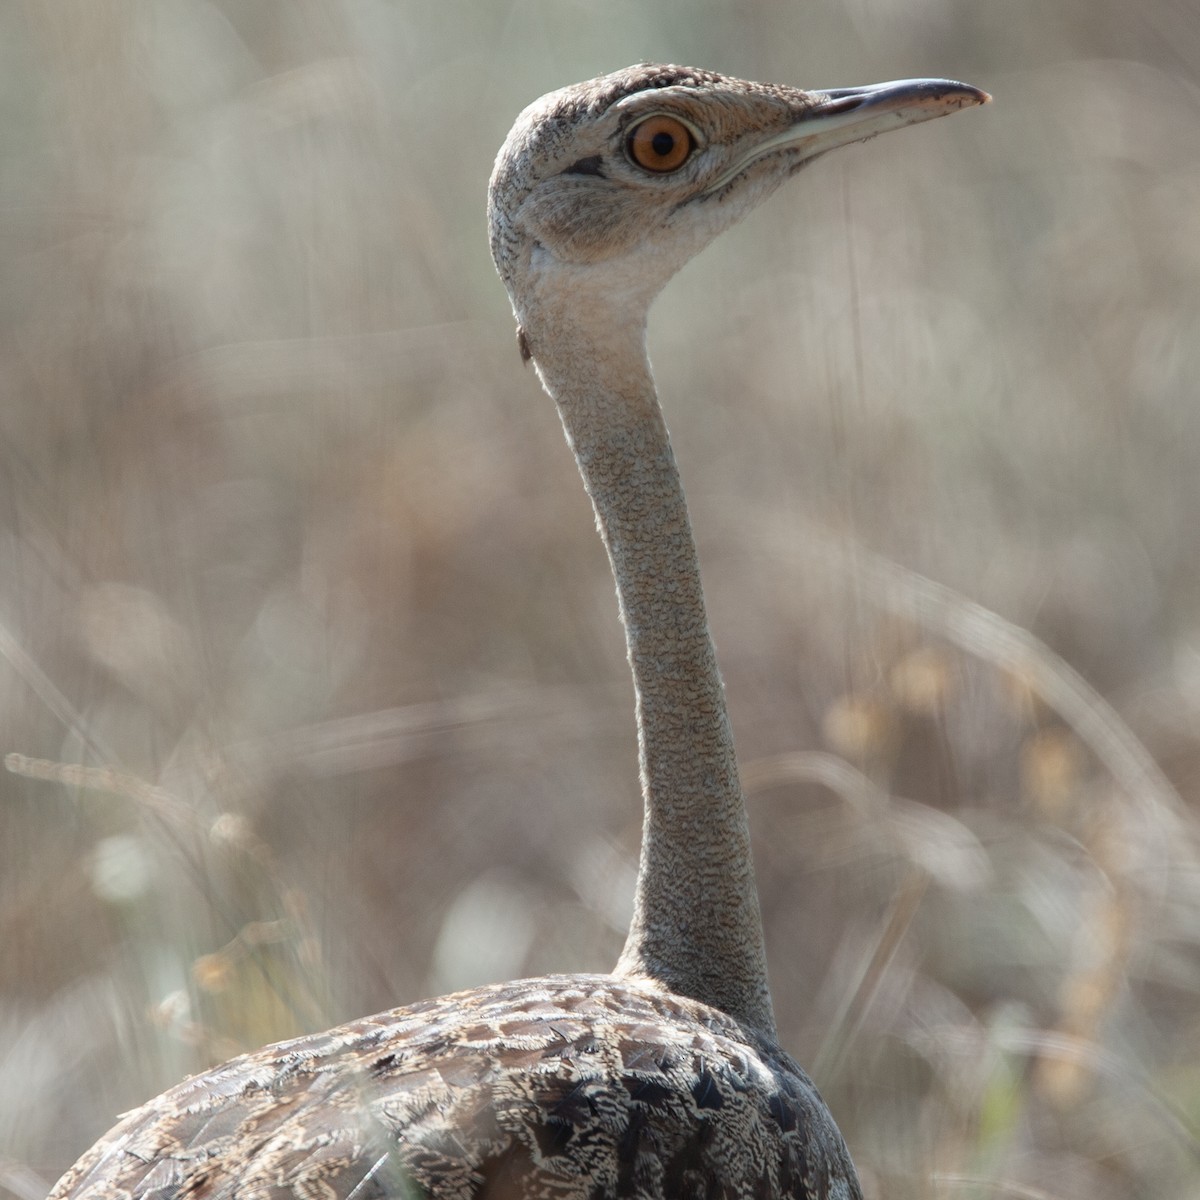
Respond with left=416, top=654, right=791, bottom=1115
left=563, top=155, right=605, bottom=177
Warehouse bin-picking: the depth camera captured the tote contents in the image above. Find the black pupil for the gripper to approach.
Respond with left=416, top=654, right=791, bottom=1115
left=651, top=131, right=675, bottom=158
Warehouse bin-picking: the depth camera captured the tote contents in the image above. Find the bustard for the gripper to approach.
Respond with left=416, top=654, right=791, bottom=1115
left=49, top=64, right=986, bottom=1200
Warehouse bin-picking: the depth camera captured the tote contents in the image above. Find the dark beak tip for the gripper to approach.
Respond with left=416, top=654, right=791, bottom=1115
left=955, top=84, right=992, bottom=107
left=922, top=80, right=992, bottom=109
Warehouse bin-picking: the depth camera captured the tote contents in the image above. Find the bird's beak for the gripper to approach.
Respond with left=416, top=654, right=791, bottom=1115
left=797, top=78, right=990, bottom=152
left=703, top=78, right=989, bottom=195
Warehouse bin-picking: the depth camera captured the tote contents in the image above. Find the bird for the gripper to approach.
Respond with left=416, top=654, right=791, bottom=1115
left=47, top=63, right=986, bottom=1200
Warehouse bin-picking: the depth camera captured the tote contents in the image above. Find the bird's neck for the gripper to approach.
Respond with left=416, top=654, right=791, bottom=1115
left=526, top=305, right=776, bottom=1037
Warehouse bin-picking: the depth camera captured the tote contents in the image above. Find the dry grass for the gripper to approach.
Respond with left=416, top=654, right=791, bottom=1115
left=3, top=3, right=1200, bottom=1198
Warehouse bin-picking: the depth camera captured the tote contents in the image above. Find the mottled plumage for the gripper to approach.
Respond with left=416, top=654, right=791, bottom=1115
left=49, top=63, right=986, bottom=1200
left=52, top=978, right=855, bottom=1200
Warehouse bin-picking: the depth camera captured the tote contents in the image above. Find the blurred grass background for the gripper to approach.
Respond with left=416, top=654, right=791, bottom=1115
left=3, top=2, right=1200, bottom=1198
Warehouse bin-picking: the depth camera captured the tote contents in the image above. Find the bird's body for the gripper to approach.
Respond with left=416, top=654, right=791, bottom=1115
left=51, top=976, right=854, bottom=1199
left=47, top=64, right=986, bottom=1200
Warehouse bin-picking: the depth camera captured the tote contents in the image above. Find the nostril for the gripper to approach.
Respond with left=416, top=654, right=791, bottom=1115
left=809, top=93, right=870, bottom=117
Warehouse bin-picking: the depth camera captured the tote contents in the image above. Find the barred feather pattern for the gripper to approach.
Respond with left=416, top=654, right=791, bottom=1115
left=50, top=975, right=859, bottom=1200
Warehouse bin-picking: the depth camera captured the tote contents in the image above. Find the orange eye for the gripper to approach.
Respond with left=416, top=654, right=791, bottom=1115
left=627, top=115, right=694, bottom=173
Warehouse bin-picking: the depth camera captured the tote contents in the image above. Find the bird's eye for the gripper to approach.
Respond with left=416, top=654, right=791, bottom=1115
left=626, top=115, right=694, bottom=173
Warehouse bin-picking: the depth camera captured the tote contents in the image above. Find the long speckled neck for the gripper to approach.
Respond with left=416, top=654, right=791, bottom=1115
left=526, top=306, right=776, bottom=1037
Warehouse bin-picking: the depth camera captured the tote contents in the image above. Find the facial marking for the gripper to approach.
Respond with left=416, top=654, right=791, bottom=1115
left=563, top=155, right=605, bottom=177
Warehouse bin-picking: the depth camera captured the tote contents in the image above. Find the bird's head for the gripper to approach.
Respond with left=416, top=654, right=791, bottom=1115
left=488, top=64, right=987, bottom=357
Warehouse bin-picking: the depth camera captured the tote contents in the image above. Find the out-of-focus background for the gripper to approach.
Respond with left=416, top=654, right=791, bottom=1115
left=3, top=3, right=1200, bottom=1197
